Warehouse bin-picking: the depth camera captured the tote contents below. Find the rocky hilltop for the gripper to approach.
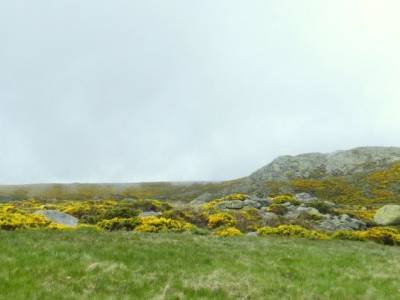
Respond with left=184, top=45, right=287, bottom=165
left=250, top=147, right=400, bottom=182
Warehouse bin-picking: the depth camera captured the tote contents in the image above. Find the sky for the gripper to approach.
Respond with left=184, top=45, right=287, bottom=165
left=1, top=1, right=400, bottom=184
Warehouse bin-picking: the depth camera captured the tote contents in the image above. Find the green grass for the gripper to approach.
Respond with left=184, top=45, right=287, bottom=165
left=1, top=230, right=400, bottom=299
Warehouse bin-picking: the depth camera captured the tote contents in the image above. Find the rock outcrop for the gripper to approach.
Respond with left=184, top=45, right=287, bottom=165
left=250, top=147, right=400, bottom=182
left=374, top=205, right=400, bottom=225
left=34, top=210, right=78, bottom=227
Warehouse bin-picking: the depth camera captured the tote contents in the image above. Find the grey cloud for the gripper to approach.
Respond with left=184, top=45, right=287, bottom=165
left=0, top=1, right=399, bottom=183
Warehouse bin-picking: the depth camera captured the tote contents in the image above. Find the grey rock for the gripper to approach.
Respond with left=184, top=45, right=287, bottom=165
left=284, top=211, right=301, bottom=219
left=295, top=193, right=317, bottom=203
left=284, top=206, right=322, bottom=220
left=317, top=214, right=366, bottom=231
left=260, top=212, right=279, bottom=222
left=256, top=199, right=272, bottom=207
left=34, top=210, right=78, bottom=227
left=250, top=146, right=400, bottom=181
left=243, top=199, right=261, bottom=209
left=248, top=196, right=271, bottom=207
left=374, top=205, right=400, bottom=225
left=246, top=232, right=258, bottom=237
left=217, top=200, right=244, bottom=210
left=297, top=207, right=322, bottom=217
left=139, top=211, right=162, bottom=217
left=323, top=200, right=336, bottom=208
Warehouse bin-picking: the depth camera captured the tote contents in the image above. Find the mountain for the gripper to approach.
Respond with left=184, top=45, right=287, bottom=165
left=250, top=147, right=400, bottom=182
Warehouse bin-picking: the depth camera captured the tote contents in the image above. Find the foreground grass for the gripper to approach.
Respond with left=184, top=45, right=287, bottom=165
left=1, top=230, right=400, bottom=300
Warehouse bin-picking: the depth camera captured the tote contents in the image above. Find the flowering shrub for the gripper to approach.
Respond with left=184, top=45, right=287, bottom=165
left=235, top=209, right=263, bottom=232
left=134, top=216, right=194, bottom=233
left=213, top=227, right=242, bottom=237
left=207, top=213, right=236, bottom=229
left=200, top=194, right=249, bottom=212
left=363, top=227, right=400, bottom=245
left=162, top=208, right=207, bottom=227
left=332, top=227, right=400, bottom=245
left=220, top=193, right=249, bottom=201
left=331, top=230, right=367, bottom=241
left=45, top=199, right=168, bottom=224
left=97, top=217, right=140, bottom=231
left=257, top=225, right=328, bottom=240
left=271, top=195, right=300, bottom=206
left=0, top=205, right=52, bottom=230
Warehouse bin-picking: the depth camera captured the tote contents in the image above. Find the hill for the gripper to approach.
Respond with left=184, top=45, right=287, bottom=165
left=250, top=146, right=400, bottom=181
left=1, top=146, right=400, bottom=205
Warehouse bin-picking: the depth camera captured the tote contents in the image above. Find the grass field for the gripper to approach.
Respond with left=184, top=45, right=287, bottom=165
left=1, top=230, right=400, bottom=300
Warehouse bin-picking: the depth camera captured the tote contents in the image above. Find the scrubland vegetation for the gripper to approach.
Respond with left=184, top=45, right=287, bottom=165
left=1, top=156, right=400, bottom=298
left=1, top=193, right=400, bottom=245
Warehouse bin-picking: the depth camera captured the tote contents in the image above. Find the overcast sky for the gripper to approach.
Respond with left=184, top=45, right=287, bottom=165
left=1, top=1, right=399, bottom=184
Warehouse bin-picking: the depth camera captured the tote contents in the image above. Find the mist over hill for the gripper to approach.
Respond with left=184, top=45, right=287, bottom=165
left=1, top=146, right=400, bottom=204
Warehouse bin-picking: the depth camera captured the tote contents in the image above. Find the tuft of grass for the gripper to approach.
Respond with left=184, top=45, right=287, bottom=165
left=1, top=230, right=400, bottom=299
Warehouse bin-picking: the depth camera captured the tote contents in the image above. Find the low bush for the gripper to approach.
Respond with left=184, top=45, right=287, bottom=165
left=207, top=212, right=236, bottom=229
left=162, top=208, right=207, bottom=227
left=365, top=227, right=400, bottom=246
left=331, top=230, right=367, bottom=241
left=0, top=206, right=52, bottom=230
left=332, top=227, right=400, bottom=245
left=267, top=204, right=288, bottom=215
left=220, top=193, right=249, bottom=201
left=134, top=216, right=194, bottom=233
left=234, top=208, right=263, bottom=232
left=306, top=201, right=333, bottom=214
left=97, top=217, right=140, bottom=231
left=271, top=195, right=300, bottom=206
left=257, top=225, right=328, bottom=240
left=213, top=227, right=242, bottom=237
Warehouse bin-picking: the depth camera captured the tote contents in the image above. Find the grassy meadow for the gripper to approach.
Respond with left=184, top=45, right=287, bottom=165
left=1, top=229, right=400, bottom=300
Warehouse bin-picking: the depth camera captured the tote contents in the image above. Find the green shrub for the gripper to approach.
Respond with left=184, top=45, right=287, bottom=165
left=267, top=204, right=288, bottom=215
left=271, top=195, right=300, bottom=206
left=102, top=207, right=141, bottom=220
left=306, top=201, right=333, bottom=214
left=97, top=217, right=140, bottom=231
left=234, top=208, right=263, bottom=232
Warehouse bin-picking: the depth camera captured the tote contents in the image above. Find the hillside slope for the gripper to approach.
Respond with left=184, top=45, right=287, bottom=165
left=0, top=146, right=399, bottom=204
left=250, top=147, right=400, bottom=182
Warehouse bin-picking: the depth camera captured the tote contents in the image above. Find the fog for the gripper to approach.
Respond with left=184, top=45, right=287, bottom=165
left=1, top=1, right=399, bottom=183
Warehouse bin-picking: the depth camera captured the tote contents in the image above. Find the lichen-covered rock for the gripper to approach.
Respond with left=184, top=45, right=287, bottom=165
left=295, top=193, right=317, bottom=203
left=243, top=200, right=261, bottom=209
left=374, top=205, right=400, bottom=226
left=34, top=210, right=78, bottom=227
left=250, top=147, right=400, bottom=181
left=260, top=212, right=279, bottom=223
left=217, top=200, right=244, bottom=210
left=246, top=232, right=258, bottom=237
left=318, top=214, right=366, bottom=231
left=256, top=199, right=272, bottom=207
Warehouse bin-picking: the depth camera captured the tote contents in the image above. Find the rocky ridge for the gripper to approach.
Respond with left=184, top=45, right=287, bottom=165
left=250, top=146, right=400, bottom=182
